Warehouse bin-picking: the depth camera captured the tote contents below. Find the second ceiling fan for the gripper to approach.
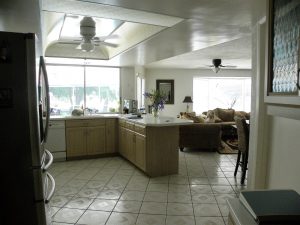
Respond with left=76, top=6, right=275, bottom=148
left=208, top=59, right=236, bottom=73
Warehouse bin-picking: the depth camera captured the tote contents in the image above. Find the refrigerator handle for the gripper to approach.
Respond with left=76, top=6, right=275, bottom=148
left=45, top=172, right=55, bottom=204
left=40, top=56, right=50, bottom=142
left=43, top=149, right=53, bottom=172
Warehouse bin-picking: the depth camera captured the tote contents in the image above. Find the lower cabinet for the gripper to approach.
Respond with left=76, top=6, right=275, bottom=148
left=135, top=133, right=146, bottom=171
left=106, top=119, right=117, bottom=153
left=66, top=127, right=86, bottom=157
left=126, top=129, right=136, bottom=163
left=86, top=126, right=106, bottom=155
left=66, top=119, right=106, bottom=158
left=118, top=120, right=146, bottom=171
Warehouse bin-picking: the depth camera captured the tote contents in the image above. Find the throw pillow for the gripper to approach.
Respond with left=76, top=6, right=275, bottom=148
left=181, top=112, right=204, bottom=123
left=205, top=110, right=222, bottom=123
left=214, top=108, right=235, bottom=122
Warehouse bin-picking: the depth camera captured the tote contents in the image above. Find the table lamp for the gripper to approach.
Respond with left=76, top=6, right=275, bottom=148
left=183, top=96, right=193, bottom=112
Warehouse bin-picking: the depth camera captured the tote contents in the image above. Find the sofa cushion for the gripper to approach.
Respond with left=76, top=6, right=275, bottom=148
left=214, top=108, right=235, bottom=122
left=181, top=112, right=205, bottom=123
left=235, top=111, right=250, bottom=120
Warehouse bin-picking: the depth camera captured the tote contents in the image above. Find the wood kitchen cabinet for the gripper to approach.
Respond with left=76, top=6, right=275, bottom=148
left=66, top=127, right=86, bottom=157
left=66, top=119, right=106, bottom=159
left=126, top=129, right=136, bottom=163
left=118, top=119, right=146, bottom=171
left=106, top=119, right=117, bottom=153
left=86, top=126, right=106, bottom=155
left=118, top=119, right=179, bottom=177
left=135, top=133, right=146, bottom=171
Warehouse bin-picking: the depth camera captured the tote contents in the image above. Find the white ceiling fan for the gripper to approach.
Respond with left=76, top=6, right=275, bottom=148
left=207, top=59, right=237, bottom=73
left=58, top=16, right=119, bottom=52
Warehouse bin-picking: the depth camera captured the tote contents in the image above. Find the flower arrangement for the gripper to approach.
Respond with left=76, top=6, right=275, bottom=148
left=144, top=90, right=167, bottom=117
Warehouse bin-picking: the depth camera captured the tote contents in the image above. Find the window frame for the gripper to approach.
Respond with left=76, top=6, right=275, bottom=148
left=46, top=63, right=121, bottom=115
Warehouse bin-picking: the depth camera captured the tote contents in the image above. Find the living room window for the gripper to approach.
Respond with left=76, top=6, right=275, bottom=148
left=193, top=77, right=251, bottom=114
left=47, top=65, right=120, bottom=115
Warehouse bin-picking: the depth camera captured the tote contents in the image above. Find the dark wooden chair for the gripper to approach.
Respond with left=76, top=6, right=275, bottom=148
left=234, top=116, right=249, bottom=185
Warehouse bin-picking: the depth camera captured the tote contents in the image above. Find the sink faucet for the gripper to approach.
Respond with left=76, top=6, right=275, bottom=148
left=83, top=107, right=92, bottom=115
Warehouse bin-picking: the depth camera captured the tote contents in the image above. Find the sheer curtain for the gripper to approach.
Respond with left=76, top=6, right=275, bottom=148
left=193, top=77, right=251, bottom=114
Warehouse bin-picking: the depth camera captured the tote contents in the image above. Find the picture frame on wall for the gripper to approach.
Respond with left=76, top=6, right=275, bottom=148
left=265, top=0, right=300, bottom=105
left=156, top=79, right=174, bottom=104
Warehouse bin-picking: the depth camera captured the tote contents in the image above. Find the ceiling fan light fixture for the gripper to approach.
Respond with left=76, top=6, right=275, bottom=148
left=80, top=40, right=95, bottom=52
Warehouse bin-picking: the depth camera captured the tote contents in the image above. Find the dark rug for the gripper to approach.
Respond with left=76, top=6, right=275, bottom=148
left=218, top=140, right=239, bottom=154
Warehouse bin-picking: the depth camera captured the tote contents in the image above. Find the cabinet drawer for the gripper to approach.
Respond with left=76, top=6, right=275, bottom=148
left=126, top=121, right=135, bottom=130
left=134, top=124, right=146, bottom=135
left=66, top=119, right=105, bottom=127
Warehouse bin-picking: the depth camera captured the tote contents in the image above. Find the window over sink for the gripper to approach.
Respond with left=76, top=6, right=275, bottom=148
left=47, top=64, right=120, bottom=116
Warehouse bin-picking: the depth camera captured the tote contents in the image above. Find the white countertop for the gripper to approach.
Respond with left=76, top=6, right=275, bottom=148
left=50, top=114, right=193, bottom=126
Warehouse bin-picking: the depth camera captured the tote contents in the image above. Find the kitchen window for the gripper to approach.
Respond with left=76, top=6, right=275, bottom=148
left=47, top=65, right=120, bottom=115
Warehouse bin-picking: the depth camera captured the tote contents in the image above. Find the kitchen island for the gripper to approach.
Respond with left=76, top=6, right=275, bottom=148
left=118, top=115, right=192, bottom=177
left=49, top=114, right=192, bottom=177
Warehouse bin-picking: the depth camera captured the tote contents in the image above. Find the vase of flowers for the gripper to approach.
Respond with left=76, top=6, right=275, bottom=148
left=144, top=90, right=167, bottom=118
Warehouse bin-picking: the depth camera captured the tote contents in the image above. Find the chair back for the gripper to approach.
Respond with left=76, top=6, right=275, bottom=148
left=234, top=116, right=249, bottom=153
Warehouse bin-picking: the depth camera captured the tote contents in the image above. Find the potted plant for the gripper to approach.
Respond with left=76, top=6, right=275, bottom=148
left=144, top=90, right=167, bottom=117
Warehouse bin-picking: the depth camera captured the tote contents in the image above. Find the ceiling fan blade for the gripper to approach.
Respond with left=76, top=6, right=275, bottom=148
left=67, top=14, right=79, bottom=19
left=223, top=65, right=237, bottom=68
left=58, top=41, right=77, bottom=45
left=99, top=42, right=119, bottom=48
left=94, top=34, right=119, bottom=41
left=59, top=39, right=82, bottom=43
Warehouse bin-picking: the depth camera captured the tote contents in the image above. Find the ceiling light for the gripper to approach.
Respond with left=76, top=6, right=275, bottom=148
left=212, top=59, right=222, bottom=73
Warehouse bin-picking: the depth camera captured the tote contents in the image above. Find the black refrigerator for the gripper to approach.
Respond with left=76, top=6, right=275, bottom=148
left=0, top=31, right=54, bottom=225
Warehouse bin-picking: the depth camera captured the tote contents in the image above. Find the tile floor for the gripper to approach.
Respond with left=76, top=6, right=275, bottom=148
left=49, top=150, right=247, bottom=225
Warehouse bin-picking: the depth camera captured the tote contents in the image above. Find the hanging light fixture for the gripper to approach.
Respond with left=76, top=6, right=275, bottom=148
left=212, top=59, right=222, bottom=73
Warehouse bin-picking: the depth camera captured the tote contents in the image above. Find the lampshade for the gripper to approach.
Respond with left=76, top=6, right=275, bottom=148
left=183, top=96, right=193, bottom=103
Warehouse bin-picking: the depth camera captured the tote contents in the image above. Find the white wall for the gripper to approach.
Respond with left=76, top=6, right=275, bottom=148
left=266, top=117, right=300, bottom=192
left=0, top=0, right=43, bottom=54
left=145, top=68, right=251, bottom=117
left=250, top=0, right=300, bottom=193
left=120, top=67, right=135, bottom=100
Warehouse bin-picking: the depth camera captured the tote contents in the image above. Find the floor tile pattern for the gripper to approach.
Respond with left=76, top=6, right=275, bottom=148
left=50, top=150, right=247, bottom=225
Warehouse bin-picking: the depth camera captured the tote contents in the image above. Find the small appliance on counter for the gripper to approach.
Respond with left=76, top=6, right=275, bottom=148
left=123, top=99, right=137, bottom=114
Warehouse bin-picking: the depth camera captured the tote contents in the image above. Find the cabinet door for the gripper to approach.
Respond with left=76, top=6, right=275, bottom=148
left=135, top=133, right=146, bottom=171
left=106, top=119, right=117, bottom=153
left=66, top=127, right=86, bottom=157
left=87, top=126, right=106, bottom=155
left=119, top=126, right=126, bottom=157
left=126, top=129, right=135, bottom=163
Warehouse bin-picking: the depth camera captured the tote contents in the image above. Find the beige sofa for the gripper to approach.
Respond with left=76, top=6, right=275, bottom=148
left=179, top=108, right=250, bottom=151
